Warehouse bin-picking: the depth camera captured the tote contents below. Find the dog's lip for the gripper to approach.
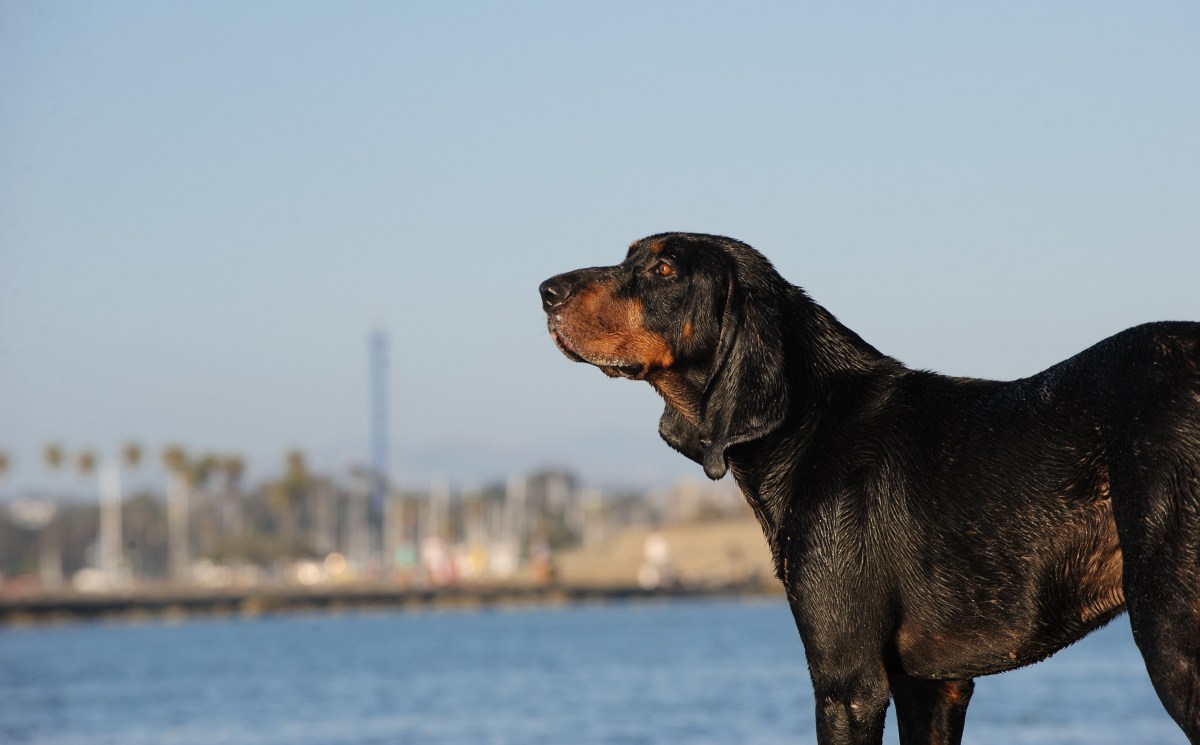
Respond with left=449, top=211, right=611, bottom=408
left=549, top=325, right=643, bottom=377
left=549, top=327, right=586, bottom=363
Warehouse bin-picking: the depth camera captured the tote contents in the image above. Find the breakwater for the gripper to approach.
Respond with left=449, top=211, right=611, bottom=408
left=0, top=579, right=777, bottom=625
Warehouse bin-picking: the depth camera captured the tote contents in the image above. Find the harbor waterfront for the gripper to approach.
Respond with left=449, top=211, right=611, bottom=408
left=1, top=516, right=780, bottom=624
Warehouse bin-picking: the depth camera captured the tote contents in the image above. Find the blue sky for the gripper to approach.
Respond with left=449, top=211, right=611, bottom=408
left=2, top=2, right=1198, bottom=494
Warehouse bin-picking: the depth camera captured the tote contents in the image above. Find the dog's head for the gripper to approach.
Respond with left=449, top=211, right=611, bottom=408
left=539, top=232, right=791, bottom=479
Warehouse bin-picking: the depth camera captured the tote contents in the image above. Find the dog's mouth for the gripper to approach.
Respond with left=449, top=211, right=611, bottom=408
left=548, top=324, right=643, bottom=379
left=549, top=327, right=586, bottom=363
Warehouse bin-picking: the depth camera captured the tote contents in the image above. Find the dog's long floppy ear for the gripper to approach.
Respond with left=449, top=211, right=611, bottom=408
left=659, top=263, right=791, bottom=480
left=697, top=274, right=790, bottom=479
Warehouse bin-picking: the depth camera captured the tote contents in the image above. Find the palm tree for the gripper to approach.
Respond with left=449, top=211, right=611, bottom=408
left=221, top=454, right=246, bottom=548
left=161, top=445, right=191, bottom=583
left=43, top=443, right=64, bottom=472
left=76, top=450, right=96, bottom=479
left=192, top=453, right=221, bottom=557
left=0, top=451, right=9, bottom=567
left=123, top=442, right=143, bottom=471
left=224, top=455, right=245, bottom=485
left=105, top=442, right=142, bottom=581
left=273, top=449, right=309, bottom=555
left=75, top=448, right=107, bottom=580
left=312, top=475, right=336, bottom=557
left=196, top=453, right=217, bottom=485
left=0, top=451, right=10, bottom=499
left=161, top=445, right=185, bottom=474
left=40, top=443, right=65, bottom=588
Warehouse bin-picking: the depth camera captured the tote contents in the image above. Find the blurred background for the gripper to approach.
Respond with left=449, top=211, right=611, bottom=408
left=0, top=3, right=1197, bottom=744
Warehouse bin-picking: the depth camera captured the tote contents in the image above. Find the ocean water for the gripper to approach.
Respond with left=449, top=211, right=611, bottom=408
left=0, top=598, right=1183, bottom=745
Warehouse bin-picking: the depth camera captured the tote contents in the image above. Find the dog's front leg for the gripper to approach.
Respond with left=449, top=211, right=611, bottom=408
left=808, top=660, right=891, bottom=745
left=888, top=672, right=974, bottom=745
left=787, top=573, right=892, bottom=742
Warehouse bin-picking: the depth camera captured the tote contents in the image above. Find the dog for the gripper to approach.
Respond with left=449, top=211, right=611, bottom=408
left=539, top=232, right=1200, bottom=745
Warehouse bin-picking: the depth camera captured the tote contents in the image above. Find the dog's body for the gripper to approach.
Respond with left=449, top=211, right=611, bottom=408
left=540, top=233, right=1200, bottom=745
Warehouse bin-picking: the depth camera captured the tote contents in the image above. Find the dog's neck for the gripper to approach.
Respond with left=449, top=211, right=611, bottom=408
left=647, top=367, right=708, bottom=425
left=647, top=286, right=901, bottom=543
left=730, top=290, right=901, bottom=532
left=786, top=287, right=890, bottom=383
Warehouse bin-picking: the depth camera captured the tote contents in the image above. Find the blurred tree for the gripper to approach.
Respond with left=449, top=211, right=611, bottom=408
left=122, top=442, right=143, bottom=471
left=124, top=491, right=167, bottom=578
left=222, top=454, right=246, bottom=546
left=312, top=475, right=337, bottom=557
left=0, top=451, right=9, bottom=568
left=270, top=449, right=309, bottom=555
left=224, top=455, right=246, bottom=486
left=192, top=453, right=222, bottom=557
left=76, top=449, right=96, bottom=478
left=161, top=445, right=191, bottom=583
left=116, top=442, right=143, bottom=580
left=76, top=447, right=114, bottom=579
left=43, top=443, right=65, bottom=472
left=39, top=442, right=65, bottom=588
left=161, top=445, right=186, bottom=475
left=285, top=450, right=307, bottom=483
left=195, top=453, right=217, bottom=486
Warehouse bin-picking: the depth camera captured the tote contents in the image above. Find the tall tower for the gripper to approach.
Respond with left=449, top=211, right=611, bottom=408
left=369, top=330, right=389, bottom=544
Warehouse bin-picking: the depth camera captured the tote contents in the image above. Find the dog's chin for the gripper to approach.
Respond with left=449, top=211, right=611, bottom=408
left=549, top=329, right=586, bottom=363
left=598, top=365, right=631, bottom=378
left=549, top=329, right=644, bottom=379
left=599, top=362, right=646, bottom=379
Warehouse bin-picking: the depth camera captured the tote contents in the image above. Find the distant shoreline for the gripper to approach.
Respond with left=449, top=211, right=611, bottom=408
left=0, top=579, right=782, bottom=626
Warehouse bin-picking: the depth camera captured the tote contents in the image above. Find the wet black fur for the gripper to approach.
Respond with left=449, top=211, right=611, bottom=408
left=540, top=233, right=1200, bottom=745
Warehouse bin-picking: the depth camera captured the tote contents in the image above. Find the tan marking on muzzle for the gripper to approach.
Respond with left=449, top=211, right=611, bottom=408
left=556, top=283, right=674, bottom=376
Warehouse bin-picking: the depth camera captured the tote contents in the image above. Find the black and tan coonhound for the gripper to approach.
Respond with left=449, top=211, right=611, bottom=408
left=539, top=232, right=1200, bottom=745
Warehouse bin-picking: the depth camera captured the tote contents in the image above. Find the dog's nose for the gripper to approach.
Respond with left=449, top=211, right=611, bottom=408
left=539, top=276, right=574, bottom=312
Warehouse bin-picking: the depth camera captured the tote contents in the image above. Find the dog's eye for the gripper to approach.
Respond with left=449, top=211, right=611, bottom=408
left=654, top=261, right=674, bottom=277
